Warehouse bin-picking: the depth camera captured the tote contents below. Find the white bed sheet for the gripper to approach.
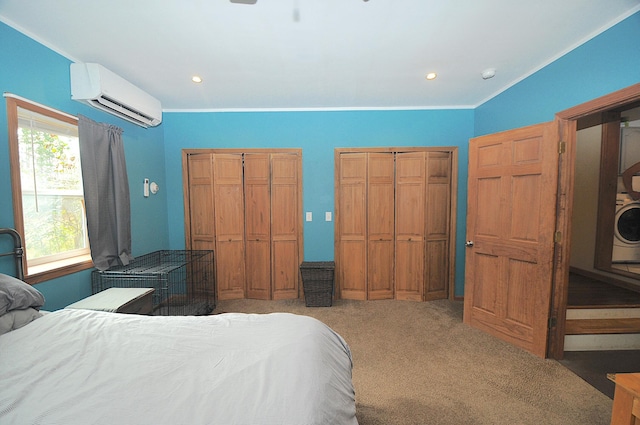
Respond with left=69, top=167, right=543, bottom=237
left=0, top=308, right=358, bottom=425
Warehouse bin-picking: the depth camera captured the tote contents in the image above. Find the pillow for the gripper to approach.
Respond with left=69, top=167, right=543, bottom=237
left=0, top=308, right=42, bottom=336
left=0, top=273, right=45, bottom=316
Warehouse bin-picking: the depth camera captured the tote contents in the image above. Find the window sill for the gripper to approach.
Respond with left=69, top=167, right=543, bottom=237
left=26, top=254, right=94, bottom=284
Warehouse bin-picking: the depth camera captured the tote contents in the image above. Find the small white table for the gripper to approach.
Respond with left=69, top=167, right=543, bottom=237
left=66, top=288, right=154, bottom=315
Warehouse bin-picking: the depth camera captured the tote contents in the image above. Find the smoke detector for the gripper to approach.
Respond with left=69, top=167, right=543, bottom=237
left=481, top=68, right=496, bottom=80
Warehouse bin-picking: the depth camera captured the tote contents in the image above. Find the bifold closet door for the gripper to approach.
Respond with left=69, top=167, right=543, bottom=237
left=337, top=152, right=395, bottom=300
left=271, top=153, right=300, bottom=300
left=337, top=153, right=367, bottom=300
left=395, top=152, right=426, bottom=301
left=213, top=154, right=246, bottom=300
left=244, top=153, right=271, bottom=300
left=336, top=149, right=453, bottom=302
left=185, top=154, right=217, bottom=301
left=244, top=153, right=300, bottom=300
left=367, top=153, right=395, bottom=300
left=424, top=152, right=451, bottom=301
left=185, top=150, right=302, bottom=301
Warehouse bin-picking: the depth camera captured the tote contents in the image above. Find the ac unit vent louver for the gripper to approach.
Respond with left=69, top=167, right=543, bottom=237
left=70, top=63, right=162, bottom=128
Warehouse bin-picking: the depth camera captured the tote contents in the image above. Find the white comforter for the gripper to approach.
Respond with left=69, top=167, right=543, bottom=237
left=0, top=309, right=358, bottom=425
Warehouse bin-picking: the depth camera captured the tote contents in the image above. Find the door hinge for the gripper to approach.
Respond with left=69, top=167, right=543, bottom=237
left=558, top=141, right=566, bottom=154
left=554, top=231, right=562, bottom=243
left=548, top=317, right=557, bottom=329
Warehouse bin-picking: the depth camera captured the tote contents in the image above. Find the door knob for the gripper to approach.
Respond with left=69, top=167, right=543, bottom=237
left=465, top=240, right=474, bottom=247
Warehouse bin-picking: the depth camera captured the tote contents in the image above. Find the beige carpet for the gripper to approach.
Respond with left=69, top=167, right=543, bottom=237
left=216, top=298, right=613, bottom=425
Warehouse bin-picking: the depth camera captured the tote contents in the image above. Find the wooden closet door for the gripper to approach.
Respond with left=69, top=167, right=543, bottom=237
left=271, top=153, right=300, bottom=299
left=186, top=153, right=215, bottom=251
left=395, top=152, right=426, bottom=301
left=213, top=154, right=246, bottom=300
left=367, top=153, right=395, bottom=300
left=337, top=153, right=367, bottom=300
left=244, top=153, right=271, bottom=300
left=424, top=152, right=451, bottom=301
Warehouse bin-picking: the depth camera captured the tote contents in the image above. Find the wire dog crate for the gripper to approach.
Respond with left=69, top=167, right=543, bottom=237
left=91, top=250, right=215, bottom=316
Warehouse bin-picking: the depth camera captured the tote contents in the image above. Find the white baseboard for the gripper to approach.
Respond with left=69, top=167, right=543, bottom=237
left=564, top=333, right=640, bottom=351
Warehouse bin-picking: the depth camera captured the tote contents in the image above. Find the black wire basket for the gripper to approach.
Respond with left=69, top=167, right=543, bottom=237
left=300, top=261, right=334, bottom=307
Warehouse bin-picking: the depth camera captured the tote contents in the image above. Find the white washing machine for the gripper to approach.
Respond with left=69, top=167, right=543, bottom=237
left=613, top=193, right=640, bottom=262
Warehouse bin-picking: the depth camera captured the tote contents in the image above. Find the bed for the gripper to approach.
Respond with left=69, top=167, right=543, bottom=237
left=0, top=228, right=358, bottom=425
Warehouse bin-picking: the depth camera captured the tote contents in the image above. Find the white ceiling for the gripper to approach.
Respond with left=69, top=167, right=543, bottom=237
left=1, top=0, right=639, bottom=111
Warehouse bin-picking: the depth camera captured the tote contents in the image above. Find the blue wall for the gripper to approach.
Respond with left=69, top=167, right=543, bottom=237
left=163, top=109, right=474, bottom=294
left=0, top=22, right=169, bottom=309
left=475, top=11, right=640, bottom=136
left=1, top=10, right=639, bottom=307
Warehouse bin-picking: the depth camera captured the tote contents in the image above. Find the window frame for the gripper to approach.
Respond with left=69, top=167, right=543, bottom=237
left=6, top=96, right=93, bottom=283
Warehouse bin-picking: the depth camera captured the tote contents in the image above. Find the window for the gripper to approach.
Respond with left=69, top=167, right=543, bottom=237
left=7, top=96, right=92, bottom=281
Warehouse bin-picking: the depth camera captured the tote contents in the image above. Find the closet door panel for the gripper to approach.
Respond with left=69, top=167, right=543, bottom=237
left=424, top=183, right=450, bottom=300
left=367, top=241, right=394, bottom=299
left=189, top=184, right=214, bottom=238
left=187, top=154, right=215, bottom=251
left=213, top=154, right=246, bottom=300
left=425, top=240, right=448, bottom=300
left=245, top=241, right=270, bottom=298
left=339, top=241, right=367, bottom=300
left=272, top=240, right=298, bottom=299
left=216, top=241, right=246, bottom=299
left=367, top=153, right=394, bottom=300
left=395, top=152, right=426, bottom=301
left=338, top=153, right=367, bottom=299
left=427, top=152, right=452, bottom=181
left=426, top=183, right=450, bottom=236
left=395, top=240, right=424, bottom=301
left=271, top=154, right=300, bottom=299
left=425, top=152, right=451, bottom=300
left=245, top=154, right=271, bottom=300
left=426, top=152, right=451, bottom=237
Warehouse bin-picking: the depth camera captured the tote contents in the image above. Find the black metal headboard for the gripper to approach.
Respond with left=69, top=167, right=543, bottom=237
left=0, top=228, right=25, bottom=281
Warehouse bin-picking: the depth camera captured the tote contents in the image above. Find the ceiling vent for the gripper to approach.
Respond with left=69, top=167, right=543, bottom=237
left=70, top=63, right=162, bottom=128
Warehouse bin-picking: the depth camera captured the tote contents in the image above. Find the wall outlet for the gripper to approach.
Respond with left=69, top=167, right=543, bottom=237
left=305, top=212, right=312, bottom=221
left=325, top=212, right=332, bottom=221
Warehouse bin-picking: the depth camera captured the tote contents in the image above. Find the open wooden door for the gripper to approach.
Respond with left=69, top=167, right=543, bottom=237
left=464, top=121, right=559, bottom=358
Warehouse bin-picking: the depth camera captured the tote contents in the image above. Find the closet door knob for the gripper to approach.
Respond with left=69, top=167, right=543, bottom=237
left=465, top=241, right=474, bottom=247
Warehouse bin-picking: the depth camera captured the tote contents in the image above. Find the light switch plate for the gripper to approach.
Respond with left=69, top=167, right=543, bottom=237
left=325, top=212, right=332, bottom=221
left=305, top=212, right=312, bottom=221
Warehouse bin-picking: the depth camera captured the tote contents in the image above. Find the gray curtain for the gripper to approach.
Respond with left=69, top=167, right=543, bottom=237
left=78, top=115, right=133, bottom=271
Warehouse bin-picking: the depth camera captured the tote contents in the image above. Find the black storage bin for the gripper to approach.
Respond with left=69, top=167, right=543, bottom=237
left=300, top=261, right=334, bottom=307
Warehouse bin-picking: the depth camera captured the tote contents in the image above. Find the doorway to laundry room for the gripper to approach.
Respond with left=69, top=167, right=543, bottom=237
left=565, top=103, right=640, bottom=345
left=560, top=102, right=640, bottom=396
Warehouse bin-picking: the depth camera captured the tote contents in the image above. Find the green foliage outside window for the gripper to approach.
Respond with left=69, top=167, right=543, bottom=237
left=18, top=127, right=87, bottom=261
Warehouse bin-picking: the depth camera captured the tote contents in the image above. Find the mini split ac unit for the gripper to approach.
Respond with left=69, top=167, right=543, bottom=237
left=70, top=63, right=162, bottom=128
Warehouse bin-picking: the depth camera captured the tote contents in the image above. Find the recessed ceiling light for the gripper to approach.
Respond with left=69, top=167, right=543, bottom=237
left=425, top=72, right=437, bottom=80
left=192, top=75, right=203, bottom=83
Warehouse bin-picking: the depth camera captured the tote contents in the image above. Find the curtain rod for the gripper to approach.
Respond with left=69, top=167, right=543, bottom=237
left=3, top=92, right=79, bottom=121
